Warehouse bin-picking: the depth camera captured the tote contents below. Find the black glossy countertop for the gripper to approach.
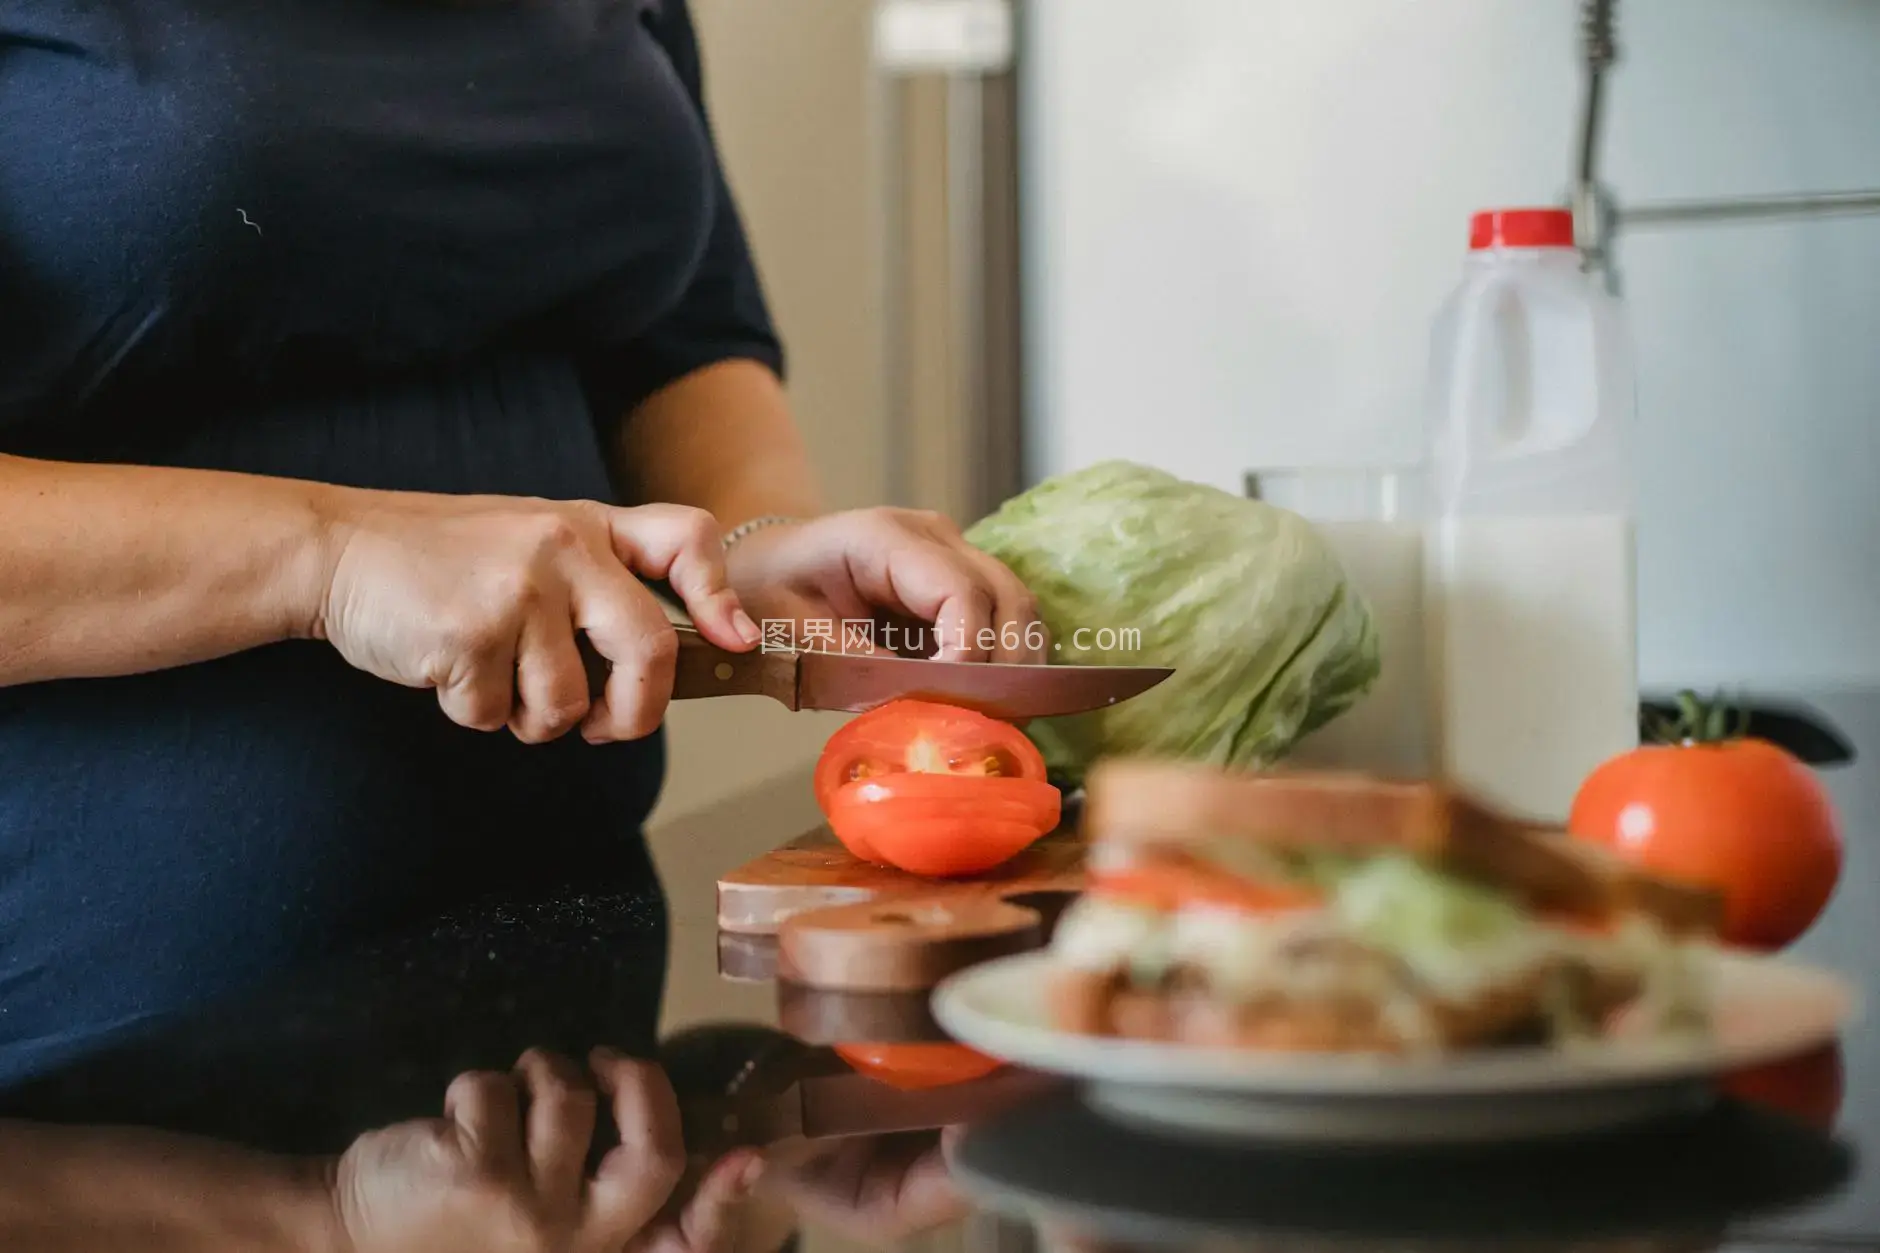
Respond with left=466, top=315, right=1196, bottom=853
left=5, top=691, right=1879, bottom=1253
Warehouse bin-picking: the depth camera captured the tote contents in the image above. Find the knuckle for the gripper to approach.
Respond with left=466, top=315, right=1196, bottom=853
left=674, top=506, right=721, bottom=543
left=449, top=688, right=511, bottom=733
left=915, top=507, right=957, bottom=535
left=538, top=695, right=591, bottom=734
left=528, top=513, right=586, bottom=556
left=445, top=1071, right=483, bottom=1103
left=508, top=720, right=553, bottom=746
left=649, top=1149, right=685, bottom=1196
left=513, top=689, right=589, bottom=744
left=641, top=627, right=680, bottom=669
left=484, top=568, right=542, bottom=617
left=486, top=1197, right=544, bottom=1251
left=452, top=706, right=510, bottom=735
left=516, top=1046, right=553, bottom=1073
left=612, top=704, right=664, bottom=743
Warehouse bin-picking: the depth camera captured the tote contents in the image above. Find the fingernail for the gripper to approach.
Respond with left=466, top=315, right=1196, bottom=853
left=723, top=1152, right=765, bottom=1194
left=732, top=609, right=761, bottom=645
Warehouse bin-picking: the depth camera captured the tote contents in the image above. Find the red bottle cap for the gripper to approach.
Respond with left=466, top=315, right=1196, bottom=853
left=1469, top=208, right=1575, bottom=250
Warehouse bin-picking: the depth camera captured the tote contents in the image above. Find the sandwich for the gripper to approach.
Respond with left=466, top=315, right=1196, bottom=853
left=1049, top=761, right=1723, bottom=1053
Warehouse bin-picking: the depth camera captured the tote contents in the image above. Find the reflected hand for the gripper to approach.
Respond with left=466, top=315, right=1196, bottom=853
left=756, top=1129, right=970, bottom=1246
left=724, top=509, right=1046, bottom=663
left=333, top=1048, right=761, bottom=1253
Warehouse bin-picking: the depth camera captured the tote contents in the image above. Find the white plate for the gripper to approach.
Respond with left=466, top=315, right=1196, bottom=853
left=930, top=950, right=1857, bottom=1144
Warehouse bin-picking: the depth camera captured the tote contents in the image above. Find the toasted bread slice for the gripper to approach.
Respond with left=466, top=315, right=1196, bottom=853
left=1081, top=760, right=1722, bottom=935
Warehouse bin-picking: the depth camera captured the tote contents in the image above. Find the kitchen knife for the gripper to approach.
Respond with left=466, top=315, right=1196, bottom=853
left=581, top=628, right=1171, bottom=720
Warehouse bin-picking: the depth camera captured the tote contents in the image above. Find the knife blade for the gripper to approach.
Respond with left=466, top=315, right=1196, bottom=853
left=581, top=628, right=1171, bottom=719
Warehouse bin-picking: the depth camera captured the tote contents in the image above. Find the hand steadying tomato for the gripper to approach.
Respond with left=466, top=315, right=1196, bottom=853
left=1569, top=691, right=1841, bottom=950
left=815, top=700, right=1060, bottom=876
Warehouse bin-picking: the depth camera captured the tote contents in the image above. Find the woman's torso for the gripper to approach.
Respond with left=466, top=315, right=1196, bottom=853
left=0, top=0, right=719, bottom=1082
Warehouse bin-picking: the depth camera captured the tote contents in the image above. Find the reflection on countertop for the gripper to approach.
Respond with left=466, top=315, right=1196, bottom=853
left=0, top=690, right=1876, bottom=1253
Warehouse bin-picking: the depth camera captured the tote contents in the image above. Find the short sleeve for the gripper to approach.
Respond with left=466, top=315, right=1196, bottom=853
left=581, top=0, right=786, bottom=426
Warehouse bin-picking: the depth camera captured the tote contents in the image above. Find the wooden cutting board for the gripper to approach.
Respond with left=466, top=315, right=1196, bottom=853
left=716, top=825, right=1087, bottom=994
left=717, top=826, right=1086, bottom=934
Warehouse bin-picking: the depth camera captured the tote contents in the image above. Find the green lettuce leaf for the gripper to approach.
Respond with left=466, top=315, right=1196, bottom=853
left=963, top=460, right=1380, bottom=784
left=1327, top=854, right=1527, bottom=953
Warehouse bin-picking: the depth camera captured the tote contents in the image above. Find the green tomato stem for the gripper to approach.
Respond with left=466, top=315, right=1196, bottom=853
left=1652, top=688, right=1747, bottom=746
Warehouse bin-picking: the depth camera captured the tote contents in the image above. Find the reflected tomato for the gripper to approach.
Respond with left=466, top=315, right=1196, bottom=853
left=1720, top=1042, right=1844, bottom=1131
left=834, top=1042, right=1005, bottom=1091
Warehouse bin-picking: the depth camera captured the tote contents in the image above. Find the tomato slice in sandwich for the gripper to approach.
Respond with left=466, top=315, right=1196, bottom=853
left=1089, top=858, right=1323, bottom=915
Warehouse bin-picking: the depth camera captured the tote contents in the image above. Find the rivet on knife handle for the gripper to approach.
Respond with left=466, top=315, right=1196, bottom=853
left=579, top=629, right=799, bottom=708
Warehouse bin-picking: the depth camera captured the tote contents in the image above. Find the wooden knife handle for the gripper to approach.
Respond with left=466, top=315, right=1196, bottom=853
left=579, top=628, right=797, bottom=708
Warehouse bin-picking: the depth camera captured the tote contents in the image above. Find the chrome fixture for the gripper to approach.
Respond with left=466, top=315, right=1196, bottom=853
left=1570, top=0, right=1880, bottom=293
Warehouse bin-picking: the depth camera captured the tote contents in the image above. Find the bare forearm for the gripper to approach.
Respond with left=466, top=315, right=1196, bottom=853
left=0, top=455, right=334, bottom=685
left=614, top=360, right=825, bottom=526
left=0, top=1121, right=337, bottom=1253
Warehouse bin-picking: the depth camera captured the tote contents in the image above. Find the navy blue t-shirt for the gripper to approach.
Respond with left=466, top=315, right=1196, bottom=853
left=0, top=0, right=784, bottom=1084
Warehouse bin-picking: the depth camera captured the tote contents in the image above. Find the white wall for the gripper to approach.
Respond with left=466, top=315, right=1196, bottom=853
left=1022, top=0, right=1880, bottom=691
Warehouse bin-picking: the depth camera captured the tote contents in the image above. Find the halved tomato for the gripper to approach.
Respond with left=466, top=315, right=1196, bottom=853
left=826, top=774, right=1061, bottom=877
left=814, top=700, right=1048, bottom=812
left=815, top=700, right=1057, bottom=875
left=833, top=1042, right=1005, bottom=1091
left=1088, top=861, right=1322, bottom=915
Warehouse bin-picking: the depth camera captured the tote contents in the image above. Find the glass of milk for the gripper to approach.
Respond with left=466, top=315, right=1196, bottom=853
left=1247, top=466, right=1431, bottom=778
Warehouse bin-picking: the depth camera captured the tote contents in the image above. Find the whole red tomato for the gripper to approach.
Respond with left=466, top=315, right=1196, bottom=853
left=1569, top=693, right=1841, bottom=950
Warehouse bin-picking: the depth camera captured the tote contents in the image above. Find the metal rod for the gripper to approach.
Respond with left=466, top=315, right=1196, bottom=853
left=1619, top=190, right=1880, bottom=228
left=1570, top=0, right=1617, bottom=264
left=1574, top=0, right=1616, bottom=191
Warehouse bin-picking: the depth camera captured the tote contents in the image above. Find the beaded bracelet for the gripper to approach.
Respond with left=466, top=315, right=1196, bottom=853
left=721, top=514, right=800, bottom=552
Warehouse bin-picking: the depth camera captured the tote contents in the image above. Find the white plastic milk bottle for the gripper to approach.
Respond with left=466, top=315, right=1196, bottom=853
left=1423, top=207, right=1639, bottom=823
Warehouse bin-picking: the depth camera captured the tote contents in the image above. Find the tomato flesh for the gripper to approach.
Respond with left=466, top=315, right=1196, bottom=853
left=814, top=700, right=1047, bottom=811
left=815, top=700, right=1057, bottom=876
left=1569, top=738, right=1842, bottom=950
